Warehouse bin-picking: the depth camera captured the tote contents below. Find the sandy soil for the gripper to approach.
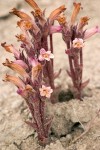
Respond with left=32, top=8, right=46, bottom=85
left=0, top=0, right=100, bottom=150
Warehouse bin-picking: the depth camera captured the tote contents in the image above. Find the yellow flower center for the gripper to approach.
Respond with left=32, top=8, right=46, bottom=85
left=75, top=42, right=82, bottom=48
left=42, top=89, right=48, bottom=95
left=42, top=53, right=49, bottom=58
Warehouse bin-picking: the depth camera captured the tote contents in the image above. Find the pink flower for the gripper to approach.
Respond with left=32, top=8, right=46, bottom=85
left=84, top=26, right=99, bottom=39
left=13, top=60, right=28, bottom=70
left=50, top=25, right=62, bottom=34
left=73, top=38, right=84, bottom=49
left=28, top=57, right=38, bottom=66
left=39, top=48, right=54, bottom=61
left=39, top=85, right=53, bottom=98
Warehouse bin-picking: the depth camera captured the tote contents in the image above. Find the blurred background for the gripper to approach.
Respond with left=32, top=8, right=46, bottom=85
left=0, top=0, right=100, bottom=148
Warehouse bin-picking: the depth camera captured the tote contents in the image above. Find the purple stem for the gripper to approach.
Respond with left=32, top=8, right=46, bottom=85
left=42, top=37, right=55, bottom=89
left=73, top=53, right=82, bottom=99
left=26, top=96, right=49, bottom=145
left=80, top=49, right=83, bottom=86
left=50, top=34, right=54, bottom=67
left=32, top=99, right=46, bottom=142
left=67, top=42, right=76, bottom=88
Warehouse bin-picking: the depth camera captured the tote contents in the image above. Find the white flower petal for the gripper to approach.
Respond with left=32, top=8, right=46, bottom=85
left=50, top=53, right=54, bottom=59
left=45, top=57, right=50, bottom=61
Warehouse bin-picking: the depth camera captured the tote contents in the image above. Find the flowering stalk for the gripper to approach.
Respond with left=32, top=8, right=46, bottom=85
left=57, top=2, right=99, bottom=100
left=1, top=0, right=65, bottom=145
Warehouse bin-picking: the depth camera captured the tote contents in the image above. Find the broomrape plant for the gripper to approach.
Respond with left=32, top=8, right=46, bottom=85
left=57, top=2, right=99, bottom=99
left=1, top=0, right=66, bottom=145
left=1, top=0, right=99, bottom=146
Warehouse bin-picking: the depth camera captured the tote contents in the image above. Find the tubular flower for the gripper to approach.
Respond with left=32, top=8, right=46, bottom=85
left=1, top=42, right=20, bottom=59
left=39, top=85, right=53, bottom=98
left=3, top=59, right=29, bottom=79
left=84, top=26, right=99, bottom=39
left=25, top=0, right=42, bottom=12
left=10, top=8, right=32, bottom=20
left=16, top=34, right=27, bottom=43
left=39, top=48, right=54, bottom=61
left=72, top=38, right=84, bottom=49
left=25, top=0, right=46, bottom=26
left=17, top=84, right=36, bottom=99
left=78, top=16, right=90, bottom=31
left=57, top=14, right=66, bottom=25
left=17, top=20, right=35, bottom=31
left=3, top=74, right=25, bottom=89
left=16, top=34, right=33, bottom=48
left=71, top=2, right=81, bottom=25
left=13, top=60, right=29, bottom=70
left=31, top=63, right=42, bottom=82
left=17, top=20, right=39, bottom=36
left=50, top=25, right=62, bottom=34
left=49, top=5, right=66, bottom=25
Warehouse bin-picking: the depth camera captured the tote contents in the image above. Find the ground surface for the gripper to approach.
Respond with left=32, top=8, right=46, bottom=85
left=0, top=0, right=100, bottom=150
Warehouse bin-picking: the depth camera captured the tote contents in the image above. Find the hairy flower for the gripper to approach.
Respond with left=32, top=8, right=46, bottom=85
left=39, top=85, right=53, bottom=98
left=39, top=48, right=54, bottom=61
left=73, top=38, right=84, bottom=49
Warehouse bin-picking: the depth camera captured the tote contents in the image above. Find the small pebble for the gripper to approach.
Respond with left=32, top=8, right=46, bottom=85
left=66, top=134, right=72, bottom=141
